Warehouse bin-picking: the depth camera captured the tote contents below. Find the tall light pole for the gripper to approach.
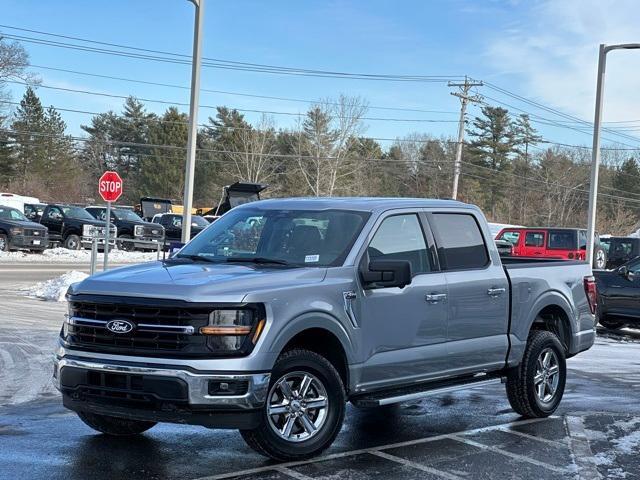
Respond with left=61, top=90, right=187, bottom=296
left=586, top=43, right=640, bottom=267
left=181, top=0, right=205, bottom=243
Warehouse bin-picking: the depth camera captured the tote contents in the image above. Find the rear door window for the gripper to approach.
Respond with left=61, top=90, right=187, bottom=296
left=430, top=213, right=489, bottom=270
left=547, top=230, right=577, bottom=250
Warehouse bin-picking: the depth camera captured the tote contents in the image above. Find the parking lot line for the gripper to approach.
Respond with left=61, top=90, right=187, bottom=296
left=494, top=425, right=569, bottom=446
left=369, top=451, right=464, bottom=480
left=565, top=416, right=602, bottom=480
left=447, top=435, right=571, bottom=474
left=275, top=466, right=314, bottom=480
left=193, top=417, right=553, bottom=480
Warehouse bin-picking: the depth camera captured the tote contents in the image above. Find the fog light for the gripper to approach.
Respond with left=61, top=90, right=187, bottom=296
left=208, top=380, right=249, bottom=396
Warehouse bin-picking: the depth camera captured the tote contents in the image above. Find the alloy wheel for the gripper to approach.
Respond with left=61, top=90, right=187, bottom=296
left=266, top=371, right=329, bottom=443
left=534, top=348, right=560, bottom=404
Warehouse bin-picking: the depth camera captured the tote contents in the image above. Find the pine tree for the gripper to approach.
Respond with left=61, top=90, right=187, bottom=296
left=512, top=114, right=543, bottom=224
left=613, top=158, right=640, bottom=197
left=9, top=87, right=47, bottom=188
left=467, top=106, right=518, bottom=219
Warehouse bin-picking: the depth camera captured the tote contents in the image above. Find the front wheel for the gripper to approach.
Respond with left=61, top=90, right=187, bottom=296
left=506, top=330, right=566, bottom=418
left=0, top=233, right=9, bottom=252
left=240, top=349, right=346, bottom=461
left=76, top=411, right=156, bottom=436
left=117, top=234, right=135, bottom=251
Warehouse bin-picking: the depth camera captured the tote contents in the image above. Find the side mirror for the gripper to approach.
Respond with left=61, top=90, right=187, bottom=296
left=618, top=265, right=635, bottom=281
left=361, top=259, right=412, bottom=289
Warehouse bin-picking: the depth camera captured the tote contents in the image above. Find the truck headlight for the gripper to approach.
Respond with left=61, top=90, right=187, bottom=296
left=134, top=225, right=144, bottom=237
left=200, top=308, right=265, bottom=352
left=10, top=227, right=24, bottom=235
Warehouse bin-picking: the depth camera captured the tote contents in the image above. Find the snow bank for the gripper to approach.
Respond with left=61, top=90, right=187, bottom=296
left=26, top=271, right=89, bottom=302
left=0, top=247, right=159, bottom=264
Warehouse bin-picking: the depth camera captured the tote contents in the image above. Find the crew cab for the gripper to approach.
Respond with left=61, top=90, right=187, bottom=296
left=594, top=257, right=640, bottom=329
left=54, top=198, right=596, bottom=461
left=151, top=213, right=208, bottom=243
left=0, top=205, right=48, bottom=252
left=39, top=204, right=116, bottom=250
left=86, top=206, right=164, bottom=251
left=496, top=227, right=607, bottom=269
left=599, top=236, right=640, bottom=270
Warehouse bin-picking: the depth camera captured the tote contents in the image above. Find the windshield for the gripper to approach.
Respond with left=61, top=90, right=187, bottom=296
left=0, top=207, right=28, bottom=221
left=178, top=208, right=370, bottom=267
left=191, top=215, right=210, bottom=227
left=61, top=206, right=96, bottom=220
left=114, top=209, right=142, bottom=222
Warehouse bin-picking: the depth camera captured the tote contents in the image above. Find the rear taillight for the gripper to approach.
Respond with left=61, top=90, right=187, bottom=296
left=584, top=276, right=598, bottom=314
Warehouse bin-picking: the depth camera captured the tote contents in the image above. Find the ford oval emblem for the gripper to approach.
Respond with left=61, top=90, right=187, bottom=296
left=106, top=319, right=135, bottom=334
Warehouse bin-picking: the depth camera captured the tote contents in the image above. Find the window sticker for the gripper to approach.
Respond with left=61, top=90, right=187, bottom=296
left=305, top=254, right=320, bottom=263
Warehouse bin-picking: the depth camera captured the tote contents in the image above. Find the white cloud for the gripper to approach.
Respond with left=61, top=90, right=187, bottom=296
left=485, top=0, right=640, bottom=123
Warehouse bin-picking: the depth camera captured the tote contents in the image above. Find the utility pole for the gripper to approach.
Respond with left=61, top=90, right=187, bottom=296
left=181, top=0, right=205, bottom=243
left=449, top=76, right=483, bottom=200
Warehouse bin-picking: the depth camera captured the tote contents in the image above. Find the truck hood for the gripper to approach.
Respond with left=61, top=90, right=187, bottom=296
left=1, top=218, right=47, bottom=230
left=71, top=261, right=327, bottom=303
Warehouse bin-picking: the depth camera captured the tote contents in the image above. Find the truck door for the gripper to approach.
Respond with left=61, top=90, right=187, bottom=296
left=357, top=212, right=449, bottom=389
left=428, top=212, right=509, bottom=375
left=41, top=206, right=64, bottom=238
left=522, top=230, right=546, bottom=257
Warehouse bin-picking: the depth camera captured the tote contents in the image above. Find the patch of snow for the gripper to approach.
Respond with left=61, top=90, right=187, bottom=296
left=26, top=271, right=89, bottom=302
left=629, top=228, right=640, bottom=238
left=0, top=247, right=159, bottom=264
left=613, top=430, right=640, bottom=455
left=594, top=452, right=614, bottom=466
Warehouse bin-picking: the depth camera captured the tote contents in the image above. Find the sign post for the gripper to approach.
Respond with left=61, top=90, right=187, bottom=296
left=98, top=171, right=123, bottom=270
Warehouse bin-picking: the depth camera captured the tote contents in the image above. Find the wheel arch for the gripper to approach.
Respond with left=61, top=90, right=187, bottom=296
left=269, top=313, right=353, bottom=393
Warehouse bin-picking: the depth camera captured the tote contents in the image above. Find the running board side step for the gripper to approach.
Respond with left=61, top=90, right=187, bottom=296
left=351, top=376, right=505, bottom=408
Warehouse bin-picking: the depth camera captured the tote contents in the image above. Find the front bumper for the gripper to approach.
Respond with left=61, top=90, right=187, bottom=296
left=53, top=355, right=270, bottom=429
left=9, top=234, right=49, bottom=250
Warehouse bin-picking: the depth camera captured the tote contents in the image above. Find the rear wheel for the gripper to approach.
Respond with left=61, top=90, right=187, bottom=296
left=76, top=411, right=156, bottom=436
left=506, top=330, right=566, bottom=418
left=240, top=349, right=345, bottom=461
left=63, top=234, right=81, bottom=250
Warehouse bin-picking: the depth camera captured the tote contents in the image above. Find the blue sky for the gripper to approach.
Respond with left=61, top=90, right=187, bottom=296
left=2, top=0, right=640, bottom=150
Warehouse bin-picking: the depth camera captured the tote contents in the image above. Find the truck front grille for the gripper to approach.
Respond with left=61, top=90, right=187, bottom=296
left=64, top=296, right=212, bottom=357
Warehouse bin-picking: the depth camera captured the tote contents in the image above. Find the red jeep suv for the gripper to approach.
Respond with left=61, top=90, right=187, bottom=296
left=496, top=227, right=607, bottom=269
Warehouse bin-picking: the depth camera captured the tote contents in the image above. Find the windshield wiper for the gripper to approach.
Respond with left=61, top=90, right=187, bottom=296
left=225, top=256, right=290, bottom=266
left=173, top=254, right=220, bottom=263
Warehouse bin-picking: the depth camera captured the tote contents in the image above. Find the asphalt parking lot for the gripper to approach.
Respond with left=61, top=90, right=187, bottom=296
left=1, top=263, right=639, bottom=480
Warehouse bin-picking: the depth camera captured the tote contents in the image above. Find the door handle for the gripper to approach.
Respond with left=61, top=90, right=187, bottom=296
left=487, top=287, right=506, bottom=296
left=425, top=293, right=447, bottom=304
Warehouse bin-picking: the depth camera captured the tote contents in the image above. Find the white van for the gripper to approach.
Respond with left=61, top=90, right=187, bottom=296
left=0, top=193, right=40, bottom=213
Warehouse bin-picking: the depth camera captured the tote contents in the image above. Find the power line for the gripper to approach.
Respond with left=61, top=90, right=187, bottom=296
left=6, top=80, right=462, bottom=124
left=28, top=64, right=458, bottom=115
left=0, top=28, right=462, bottom=82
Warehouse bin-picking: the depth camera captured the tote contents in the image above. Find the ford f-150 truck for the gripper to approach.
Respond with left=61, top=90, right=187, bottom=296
left=53, top=198, right=596, bottom=461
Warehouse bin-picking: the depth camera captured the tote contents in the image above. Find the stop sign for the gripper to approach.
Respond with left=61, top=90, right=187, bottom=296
left=98, top=171, right=123, bottom=202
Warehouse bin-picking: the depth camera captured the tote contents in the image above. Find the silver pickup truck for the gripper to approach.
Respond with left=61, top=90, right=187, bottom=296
left=53, top=198, right=597, bottom=460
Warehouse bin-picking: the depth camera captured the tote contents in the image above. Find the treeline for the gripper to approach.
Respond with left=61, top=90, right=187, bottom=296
left=1, top=87, right=640, bottom=235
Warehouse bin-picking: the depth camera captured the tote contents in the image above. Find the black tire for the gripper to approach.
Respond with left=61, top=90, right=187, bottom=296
left=76, top=411, right=156, bottom=436
left=240, top=349, right=346, bottom=461
left=506, top=330, right=566, bottom=418
left=599, top=317, right=625, bottom=330
left=63, top=234, right=82, bottom=250
left=592, top=246, right=607, bottom=270
left=0, top=233, right=9, bottom=252
left=117, top=234, right=135, bottom=251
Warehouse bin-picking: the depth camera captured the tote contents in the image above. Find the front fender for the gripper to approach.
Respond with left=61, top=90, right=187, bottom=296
left=267, top=310, right=355, bottom=366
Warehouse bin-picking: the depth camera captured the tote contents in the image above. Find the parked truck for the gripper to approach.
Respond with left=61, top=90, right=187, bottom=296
left=54, top=198, right=596, bottom=460
left=40, top=204, right=116, bottom=250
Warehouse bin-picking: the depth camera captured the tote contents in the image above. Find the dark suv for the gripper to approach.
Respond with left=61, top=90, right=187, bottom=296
left=86, top=206, right=164, bottom=251
left=39, top=204, right=116, bottom=250
left=151, top=213, right=208, bottom=243
left=0, top=205, right=49, bottom=252
left=600, top=237, right=640, bottom=270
